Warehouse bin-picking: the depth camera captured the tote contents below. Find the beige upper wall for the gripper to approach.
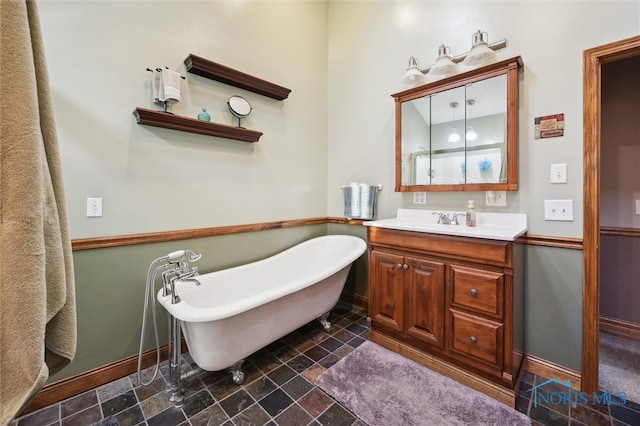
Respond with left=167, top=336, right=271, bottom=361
left=327, top=1, right=640, bottom=238
left=38, top=1, right=640, bottom=240
left=38, top=0, right=329, bottom=239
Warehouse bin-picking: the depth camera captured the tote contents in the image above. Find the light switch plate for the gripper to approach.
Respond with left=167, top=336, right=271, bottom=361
left=636, top=199, right=640, bottom=215
left=544, top=199, right=573, bottom=221
left=550, top=163, right=568, bottom=184
left=87, top=197, right=103, bottom=217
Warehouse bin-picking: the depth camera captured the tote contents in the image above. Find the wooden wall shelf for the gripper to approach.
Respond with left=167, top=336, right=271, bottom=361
left=133, top=108, right=263, bottom=142
left=184, top=54, right=291, bottom=100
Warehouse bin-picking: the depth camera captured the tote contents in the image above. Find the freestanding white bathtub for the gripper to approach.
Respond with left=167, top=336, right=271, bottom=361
left=157, top=234, right=366, bottom=383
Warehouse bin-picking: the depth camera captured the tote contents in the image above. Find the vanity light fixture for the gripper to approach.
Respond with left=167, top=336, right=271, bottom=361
left=462, top=30, right=498, bottom=67
left=427, top=45, right=457, bottom=79
left=465, top=99, right=478, bottom=142
left=400, top=56, right=426, bottom=85
left=402, top=36, right=506, bottom=80
left=448, top=102, right=461, bottom=143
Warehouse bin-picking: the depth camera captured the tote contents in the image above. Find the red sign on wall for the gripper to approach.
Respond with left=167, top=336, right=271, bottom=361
left=534, top=113, right=564, bottom=139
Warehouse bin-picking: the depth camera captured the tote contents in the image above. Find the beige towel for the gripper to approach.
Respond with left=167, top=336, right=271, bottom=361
left=159, top=68, right=181, bottom=104
left=0, top=1, right=77, bottom=424
left=152, top=68, right=181, bottom=105
left=152, top=69, right=162, bottom=104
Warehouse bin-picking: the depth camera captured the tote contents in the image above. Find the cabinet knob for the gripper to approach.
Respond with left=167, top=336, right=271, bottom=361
left=397, top=264, right=403, bottom=269
left=470, top=288, right=478, bottom=297
left=403, top=264, right=408, bottom=270
left=470, top=336, right=477, bottom=344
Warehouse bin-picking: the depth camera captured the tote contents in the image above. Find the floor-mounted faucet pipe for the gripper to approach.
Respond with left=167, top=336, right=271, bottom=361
left=166, top=314, right=183, bottom=405
left=136, top=250, right=202, bottom=394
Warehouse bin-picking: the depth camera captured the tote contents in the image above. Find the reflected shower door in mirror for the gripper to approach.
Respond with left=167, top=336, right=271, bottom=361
left=401, top=95, right=431, bottom=185
left=394, top=56, right=522, bottom=192
left=463, top=75, right=507, bottom=185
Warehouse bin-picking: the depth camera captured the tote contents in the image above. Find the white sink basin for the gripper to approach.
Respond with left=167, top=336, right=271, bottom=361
left=363, top=209, right=527, bottom=241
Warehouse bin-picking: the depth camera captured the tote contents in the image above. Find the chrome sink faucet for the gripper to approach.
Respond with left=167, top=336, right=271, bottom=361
left=433, top=212, right=451, bottom=224
left=433, top=212, right=465, bottom=225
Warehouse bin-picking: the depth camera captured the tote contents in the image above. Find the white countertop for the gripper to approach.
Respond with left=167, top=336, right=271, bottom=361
left=363, top=209, right=527, bottom=241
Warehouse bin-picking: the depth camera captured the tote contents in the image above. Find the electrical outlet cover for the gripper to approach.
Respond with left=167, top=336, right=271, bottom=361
left=486, top=191, right=506, bottom=206
left=413, top=192, right=426, bottom=204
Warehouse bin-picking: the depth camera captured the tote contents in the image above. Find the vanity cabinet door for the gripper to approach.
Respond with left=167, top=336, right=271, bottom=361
left=404, top=256, right=446, bottom=348
left=369, top=250, right=405, bottom=332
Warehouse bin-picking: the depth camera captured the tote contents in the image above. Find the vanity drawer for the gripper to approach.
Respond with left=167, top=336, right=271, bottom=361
left=450, top=310, right=503, bottom=368
left=367, top=227, right=512, bottom=267
left=450, top=264, right=504, bottom=319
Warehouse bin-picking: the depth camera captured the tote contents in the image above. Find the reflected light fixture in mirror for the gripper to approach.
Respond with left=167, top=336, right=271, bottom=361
left=465, top=99, right=478, bottom=142
left=428, top=45, right=457, bottom=79
left=401, top=56, right=426, bottom=85
left=462, top=30, right=498, bottom=67
left=448, top=102, right=461, bottom=143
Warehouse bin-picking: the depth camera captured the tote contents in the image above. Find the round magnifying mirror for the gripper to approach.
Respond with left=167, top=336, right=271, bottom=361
left=227, top=95, right=252, bottom=127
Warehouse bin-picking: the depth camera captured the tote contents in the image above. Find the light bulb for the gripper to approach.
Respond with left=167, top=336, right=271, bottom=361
left=401, top=56, right=426, bottom=85
left=428, top=45, right=456, bottom=79
left=448, top=128, right=461, bottom=143
left=466, top=126, right=478, bottom=141
left=448, top=101, right=461, bottom=143
left=463, top=30, right=498, bottom=67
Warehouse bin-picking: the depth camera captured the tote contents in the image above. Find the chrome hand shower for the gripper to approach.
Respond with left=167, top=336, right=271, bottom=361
left=137, top=249, right=202, bottom=387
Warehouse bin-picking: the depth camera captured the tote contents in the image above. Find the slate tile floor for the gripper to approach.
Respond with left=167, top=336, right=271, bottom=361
left=11, top=301, right=640, bottom=426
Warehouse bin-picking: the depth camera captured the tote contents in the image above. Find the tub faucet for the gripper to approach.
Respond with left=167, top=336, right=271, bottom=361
left=166, top=265, right=200, bottom=304
left=176, top=264, right=201, bottom=286
left=159, top=256, right=201, bottom=303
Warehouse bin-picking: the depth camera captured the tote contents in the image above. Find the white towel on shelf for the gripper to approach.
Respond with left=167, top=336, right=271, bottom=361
left=154, top=68, right=181, bottom=105
left=152, top=69, right=162, bottom=104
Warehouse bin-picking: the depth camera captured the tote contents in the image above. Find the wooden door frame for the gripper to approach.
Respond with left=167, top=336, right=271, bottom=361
left=582, top=35, right=640, bottom=393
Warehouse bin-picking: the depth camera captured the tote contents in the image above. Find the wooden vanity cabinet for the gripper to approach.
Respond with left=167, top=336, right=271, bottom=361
left=369, top=250, right=446, bottom=348
left=367, top=226, right=524, bottom=407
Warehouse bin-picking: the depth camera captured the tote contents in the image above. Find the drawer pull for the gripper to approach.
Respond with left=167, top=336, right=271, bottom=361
left=470, top=288, right=478, bottom=297
left=470, top=336, right=478, bottom=344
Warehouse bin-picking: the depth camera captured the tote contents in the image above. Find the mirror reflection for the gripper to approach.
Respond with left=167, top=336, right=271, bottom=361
left=227, top=95, right=252, bottom=127
left=399, top=73, right=509, bottom=187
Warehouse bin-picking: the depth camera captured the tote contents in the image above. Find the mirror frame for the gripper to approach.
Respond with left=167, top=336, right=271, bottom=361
left=228, top=95, right=252, bottom=118
left=393, top=56, right=523, bottom=192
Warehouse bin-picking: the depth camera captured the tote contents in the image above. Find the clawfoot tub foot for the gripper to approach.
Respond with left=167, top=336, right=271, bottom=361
left=318, top=311, right=332, bottom=332
left=228, top=359, right=245, bottom=384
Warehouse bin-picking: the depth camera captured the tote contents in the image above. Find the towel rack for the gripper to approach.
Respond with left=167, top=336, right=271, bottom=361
left=340, top=184, right=384, bottom=191
left=146, top=67, right=186, bottom=80
left=146, top=67, right=186, bottom=113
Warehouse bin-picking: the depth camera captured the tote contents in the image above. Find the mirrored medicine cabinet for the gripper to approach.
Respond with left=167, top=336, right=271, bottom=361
left=393, top=56, right=523, bottom=192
